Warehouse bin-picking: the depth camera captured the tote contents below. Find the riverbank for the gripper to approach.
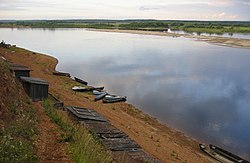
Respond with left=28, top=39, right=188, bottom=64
left=90, top=29, right=250, bottom=49
left=0, top=46, right=213, bottom=162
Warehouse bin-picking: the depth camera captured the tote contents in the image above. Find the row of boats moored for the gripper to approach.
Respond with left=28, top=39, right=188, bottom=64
left=72, top=77, right=127, bottom=103
left=61, top=75, right=249, bottom=162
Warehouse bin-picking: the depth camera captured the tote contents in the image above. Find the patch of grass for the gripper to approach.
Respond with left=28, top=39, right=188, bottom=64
left=0, top=136, right=37, bottom=162
left=43, top=99, right=112, bottom=163
left=35, top=61, right=48, bottom=67
left=131, top=107, right=142, bottom=114
left=143, top=115, right=151, bottom=122
left=70, top=127, right=111, bottom=163
left=0, top=59, right=10, bottom=75
left=5, top=119, right=37, bottom=141
left=9, top=100, right=18, bottom=114
left=0, top=103, right=38, bottom=162
left=170, top=150, right=180, bottom=160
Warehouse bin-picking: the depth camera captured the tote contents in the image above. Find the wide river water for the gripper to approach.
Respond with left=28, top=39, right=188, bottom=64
left=1, top=28, right=250, bottom=160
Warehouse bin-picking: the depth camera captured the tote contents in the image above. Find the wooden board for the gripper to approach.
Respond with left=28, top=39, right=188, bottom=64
left=102, top=137, right=141, bottom=151
left=66, top=106, right=108, bottom=122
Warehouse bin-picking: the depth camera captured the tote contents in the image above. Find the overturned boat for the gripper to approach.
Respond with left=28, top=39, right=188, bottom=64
left=103, top=95, right=126, bottom=103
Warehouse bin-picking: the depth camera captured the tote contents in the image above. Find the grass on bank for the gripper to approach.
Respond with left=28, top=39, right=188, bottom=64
left=43, top=99, right=112, bottom=163
left=0, top=99, right=38, bottom=162
left=0, top=59, right=38, bottom=162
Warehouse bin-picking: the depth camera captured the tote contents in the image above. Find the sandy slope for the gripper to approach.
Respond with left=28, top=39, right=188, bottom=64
left=1, top=45, right=214, bottom=162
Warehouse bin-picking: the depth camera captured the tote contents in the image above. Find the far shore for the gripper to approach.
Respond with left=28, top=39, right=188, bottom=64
left=89, top=28, right=250, bottom=49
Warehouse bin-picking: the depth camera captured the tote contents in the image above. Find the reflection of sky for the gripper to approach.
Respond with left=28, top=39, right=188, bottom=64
left=1, top=28, right=250, bottom=160
left=169, top=30, right=250, bottom=40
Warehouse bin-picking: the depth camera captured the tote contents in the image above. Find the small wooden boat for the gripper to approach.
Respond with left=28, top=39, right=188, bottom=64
left=93, top=90, right=105, bottom=95
left=74, top=77, right=88, bottom=85
left=72, top=86, right=104, bottom=92
left=95, top=92, right=108, bottom=101
left=93, top=90, right=108, bottom=101
left=103, top=95, right=126, bottom=103
left=199, top=144, right=234, bottom=163
left=72, top=86, right=88, bottom=92
left=209, top=145, right=249, bottom=163
left=53, top=71, right=70, bottom=77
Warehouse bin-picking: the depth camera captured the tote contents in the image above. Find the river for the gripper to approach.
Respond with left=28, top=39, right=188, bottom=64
left=1, top=28, right=250, bottom=160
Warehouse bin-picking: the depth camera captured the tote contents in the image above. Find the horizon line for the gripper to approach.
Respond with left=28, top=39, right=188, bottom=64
left=0, top=18, right=250, bottom=22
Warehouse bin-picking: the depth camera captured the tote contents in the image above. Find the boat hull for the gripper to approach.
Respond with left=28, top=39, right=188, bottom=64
left=103, top=95, right=126, bottom=103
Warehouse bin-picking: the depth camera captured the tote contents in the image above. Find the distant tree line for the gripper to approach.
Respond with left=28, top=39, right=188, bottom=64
left=0, top=19, right=250, bottom=33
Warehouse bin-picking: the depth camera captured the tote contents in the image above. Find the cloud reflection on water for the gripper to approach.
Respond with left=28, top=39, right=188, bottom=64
left=70, top=46, right=250, bottom=159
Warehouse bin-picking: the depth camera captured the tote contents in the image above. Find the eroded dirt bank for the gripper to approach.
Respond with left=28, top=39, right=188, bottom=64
left=0, top=46, right=213, bottom=163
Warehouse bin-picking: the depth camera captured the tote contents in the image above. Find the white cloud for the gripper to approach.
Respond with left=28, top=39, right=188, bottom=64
left=211, top=12, right=238, bottom=20
left=206, top=0, right=232, bottom=6
left=0, top=0, right=248, bottom=20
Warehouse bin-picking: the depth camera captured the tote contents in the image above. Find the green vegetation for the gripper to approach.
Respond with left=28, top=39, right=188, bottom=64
left=0, top=59, right=9, bottom=75
left=118, top=21, right=169, bottom=31
left=1, top=53, right=38, bottom=162
left=0, top=20, right=115, bottom=29
left=170, top=150, right=180, bottom=160
left=1, top=19, right=250, bottom=34
left=43, top=99, right=112, bottom=163
left=0, top=99, right=38, bottom=162
left=170, top=21, right=250, bottom=34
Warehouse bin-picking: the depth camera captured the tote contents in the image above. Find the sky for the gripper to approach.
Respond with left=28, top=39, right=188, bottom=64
left=0, top=0, right=250, bottom=21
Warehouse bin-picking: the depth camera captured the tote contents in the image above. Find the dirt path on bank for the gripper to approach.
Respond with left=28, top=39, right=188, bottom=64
left=1, top=47, right=213, bottom=162
left=34, top=102, right=71, bottom=163
left=90, top=29, right=250, bottom=49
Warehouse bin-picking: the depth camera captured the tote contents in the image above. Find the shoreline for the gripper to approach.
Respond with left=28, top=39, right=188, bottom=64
left=89, top=28, right=250, bottom=49
left=0, top=46, right=212, bottom=162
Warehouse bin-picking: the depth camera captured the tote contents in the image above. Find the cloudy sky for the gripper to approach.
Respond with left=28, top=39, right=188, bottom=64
left=0, top=0, right=250, bottom=20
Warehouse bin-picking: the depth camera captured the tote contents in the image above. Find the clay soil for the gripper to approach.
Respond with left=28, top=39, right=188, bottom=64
left=1, top=46, right=214, bottom=163
left=34, top=102, right=71, bottom=163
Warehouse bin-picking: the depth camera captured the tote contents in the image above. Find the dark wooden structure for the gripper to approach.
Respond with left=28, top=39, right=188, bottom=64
left=66, top=106, right=108, bottom=122
left=53, top=71, right=70, bottom=77
left=10, top=63, right=31, bottom=78
left=48, top=93, right=64, bottom=108
left=20, top=77, right=49, bottom=101
left=66, top=106, right=160, bottom=163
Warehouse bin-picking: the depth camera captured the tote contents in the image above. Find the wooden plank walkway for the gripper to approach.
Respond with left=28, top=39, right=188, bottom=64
left=66, top=106, right=160, bottom=163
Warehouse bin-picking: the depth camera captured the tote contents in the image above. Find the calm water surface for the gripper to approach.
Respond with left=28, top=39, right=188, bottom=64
left=1, top=28, right=250, bottom=160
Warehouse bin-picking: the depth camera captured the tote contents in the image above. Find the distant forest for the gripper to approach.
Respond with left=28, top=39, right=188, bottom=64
left=1, top=19, right=250, bottom=34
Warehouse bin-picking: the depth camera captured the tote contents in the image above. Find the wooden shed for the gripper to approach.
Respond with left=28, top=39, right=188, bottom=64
left=20, top=76, right=49, bottom=101
left=10, top=63, right=31, bottom=78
